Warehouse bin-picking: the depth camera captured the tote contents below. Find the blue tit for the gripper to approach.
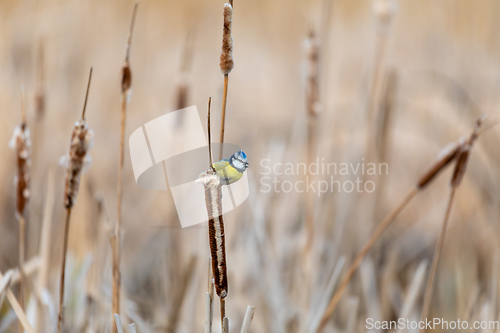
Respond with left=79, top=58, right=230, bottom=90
left=213, top=150, right=249, bottom=185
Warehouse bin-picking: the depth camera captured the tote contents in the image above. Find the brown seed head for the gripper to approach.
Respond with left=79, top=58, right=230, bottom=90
left=220, top=3, right=234, bottom=75
left=417, top=140, right=461, bottom=189
left=63, top=120, right=94, bottom=209
left=121, top=62, right=132, bottom=94
left=10, top=122, right=31, bottom=219
left=450, top=144, right=471, bottom=188
left=305, top=28, right=320, bottom=116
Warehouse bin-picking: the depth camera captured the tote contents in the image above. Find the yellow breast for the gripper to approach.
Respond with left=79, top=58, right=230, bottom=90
left=213, top=160, right=244, bottom=185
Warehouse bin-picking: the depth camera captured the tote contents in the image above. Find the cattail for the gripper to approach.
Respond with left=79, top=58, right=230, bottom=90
left=197, top=171, right=228, bottom=299
left=303, top=28, right=320, bottom=262
left=10, top=96, right=31, bottom=320
left=10, top=122, right=31, bottom=219
left=174, top=73, right=190, bottom=111
left=450, top=144, right=471, bottom=188
left=61, top=120, right=94, bottom=209
left=200, top=98, right=228, bottom=333
left=58, top=68, right=93, bottom=333
left=200, top=97, right=228, bottom=298
left=175, top=33, right=194, bottom=112
left=121, top=63, right=132, bottom=96
left=305, top=29, right=320, bottom=117
left=120, top=2, right=138, bottom=102
left=417, top=140, right=461, bottom=189
left=220, top=3, right=234, bottom=75
left=219, top=2, right=235, bottom=159
left=114, top=4, right=138, bottom=326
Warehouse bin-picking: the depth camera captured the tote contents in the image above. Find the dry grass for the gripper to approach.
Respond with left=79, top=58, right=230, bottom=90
left=114, top=4, right=139, bottom=331
left=0, top=1, right=499, bottom=332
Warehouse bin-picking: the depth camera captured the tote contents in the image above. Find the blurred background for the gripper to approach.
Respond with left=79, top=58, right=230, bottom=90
left=0, top=0, right=500, bottom=332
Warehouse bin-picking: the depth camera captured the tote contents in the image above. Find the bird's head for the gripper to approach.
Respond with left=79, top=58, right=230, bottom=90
left=229, top=150, right=249, bottom=172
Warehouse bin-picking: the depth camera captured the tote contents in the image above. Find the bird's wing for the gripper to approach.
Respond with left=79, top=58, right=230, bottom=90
left=213, top=160, right=231, bottom=184
left=213, top=160, right=229, bottom=169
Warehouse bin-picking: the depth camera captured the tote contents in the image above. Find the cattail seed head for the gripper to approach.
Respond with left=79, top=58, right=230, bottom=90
left=62, top=120, right=94, bottom=209
left=197, top=171, right=228, bottom=298
left=10, top=122, right=31, bottom=219
left=305, top=29, right=320, bottom=116
left=417, top=140, right=461, bottom=189
left=174, top=73, right=190, bottom=111
left=121, top=62, right=132, bottom=95
left=450, top=144, right=471, bottom=188
left=220, top=3, right=234, bottom=75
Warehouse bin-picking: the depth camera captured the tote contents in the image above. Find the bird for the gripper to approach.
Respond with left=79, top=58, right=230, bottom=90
left=213, top=150, right=249, bottom=185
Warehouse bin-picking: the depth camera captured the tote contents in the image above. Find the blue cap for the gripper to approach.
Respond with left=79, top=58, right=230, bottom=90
left=234, top=150, right=247, bottom=162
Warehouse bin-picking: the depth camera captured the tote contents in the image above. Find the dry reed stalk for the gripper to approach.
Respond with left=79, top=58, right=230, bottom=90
left=36, top=170, right=55, bottom=331
left=32, top=39, right=46, bottom=167
left=114, top=4, right=138, bottom=328
left=240, top=305, right=256, bottom=333
left=304, top=28, right=320, bottom=259
left=205, top=291, right=213, bottom=333
left=219, top=2, right=234, bottom=160
left=363, top=0, right=397, bottom=165
left=0, top=270, right=36, bottom=333
left=167, top=255, right=196, bottom=332
left=377, top=69, right=397, bottom=164
left=315, top=188, right=417, bottom=332
left=315, top=122, right=482, bottom=332
left=0, top=271, right=14, bottom=297
left=419, top=189, right=455, bottom=329
left=395, top=261, right=427, bottom=333
left=35, top=40, right=45, bottom=121
left=10, top=91, right=31, bottom=331
left=419, top=118, right=488, bottom=330
left=309, top=257, right=345, bottom=333
left=0, top=271, right=13, bottom=311
left=0, top=257, right=41, bottom=313
left=114, top=314, right=124, bottom=333
left=359, top=1, right=397, bottom=282
left=128, top=323, right=137, bottom=333
left=374, top=70, right=397, bottom=215
left=222, top=316, right=229, bottom=333
left=5, top=257, right=41, bottom=287
left=206, top=264, right=214, bottom=333
left=58, top=68, right=94, bottom=333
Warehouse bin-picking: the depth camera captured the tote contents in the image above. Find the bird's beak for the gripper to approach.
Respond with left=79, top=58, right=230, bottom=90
left=245, top=162, right=249, bottom=168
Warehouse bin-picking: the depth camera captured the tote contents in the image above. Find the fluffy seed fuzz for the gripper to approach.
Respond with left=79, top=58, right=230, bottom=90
left=220, top=3, right=234, bottom=75
left=62, top=120, right=94, bottom=209
left=10, top=122, right=31, bottom=219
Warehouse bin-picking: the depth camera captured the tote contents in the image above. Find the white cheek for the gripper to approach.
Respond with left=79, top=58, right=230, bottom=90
left=233, top=160, right=245, bottom=170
